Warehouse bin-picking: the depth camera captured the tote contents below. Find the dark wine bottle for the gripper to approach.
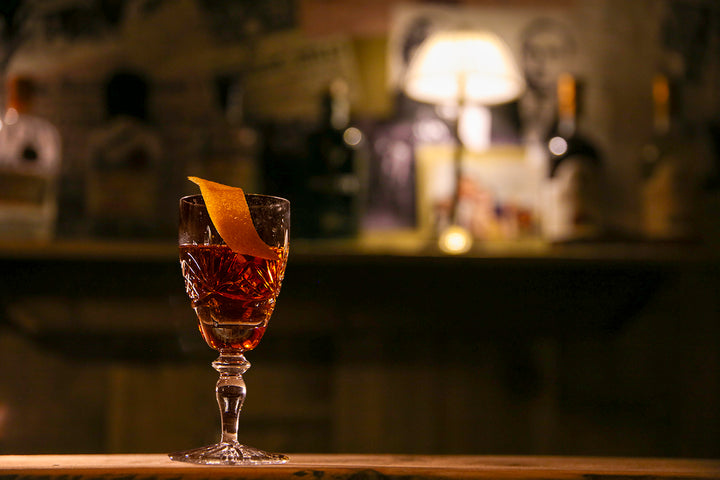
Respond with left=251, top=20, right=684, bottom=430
left=542, top=73, right=603, bottom=242
left=305, top=79, right=365, bottom=238
left=640, top=74, right=698, bottom=241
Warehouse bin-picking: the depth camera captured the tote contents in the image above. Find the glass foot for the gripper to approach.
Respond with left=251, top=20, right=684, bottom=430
left=169, top=441, right=288, bottom=465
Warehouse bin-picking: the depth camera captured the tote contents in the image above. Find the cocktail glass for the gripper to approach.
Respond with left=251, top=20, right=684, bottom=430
left=170, top=193, right=290, bottom=465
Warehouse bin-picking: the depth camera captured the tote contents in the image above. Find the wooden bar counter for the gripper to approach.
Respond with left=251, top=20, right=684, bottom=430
left=0, top=454, right=718, bottom=480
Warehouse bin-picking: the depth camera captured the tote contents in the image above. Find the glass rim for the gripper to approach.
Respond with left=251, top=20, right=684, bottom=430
left=180, top=193, right=290, bottom=206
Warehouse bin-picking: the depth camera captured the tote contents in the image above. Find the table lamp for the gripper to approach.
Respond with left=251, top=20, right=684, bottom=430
left=403, top=30, right=525, bottom=253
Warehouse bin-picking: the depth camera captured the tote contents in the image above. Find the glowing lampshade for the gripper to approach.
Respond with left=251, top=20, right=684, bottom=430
left=404, top=30, right=525, bottom=106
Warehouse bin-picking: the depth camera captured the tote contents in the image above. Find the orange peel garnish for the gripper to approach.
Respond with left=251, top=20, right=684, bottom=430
left=188, top=176, right=279, bottom=260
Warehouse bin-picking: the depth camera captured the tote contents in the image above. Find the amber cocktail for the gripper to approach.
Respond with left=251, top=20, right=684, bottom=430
left=171, top=191, right=289, bottom=465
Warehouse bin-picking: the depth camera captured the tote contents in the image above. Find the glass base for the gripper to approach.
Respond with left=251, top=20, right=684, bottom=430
left=169, top=441, right=288, bottom=465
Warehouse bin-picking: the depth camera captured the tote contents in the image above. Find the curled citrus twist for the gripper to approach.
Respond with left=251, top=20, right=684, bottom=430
left=188, top=176, right=279, bottom=260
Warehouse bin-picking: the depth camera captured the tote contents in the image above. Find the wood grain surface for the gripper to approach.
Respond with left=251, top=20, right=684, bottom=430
left=0, top=454, right=718, bottom=480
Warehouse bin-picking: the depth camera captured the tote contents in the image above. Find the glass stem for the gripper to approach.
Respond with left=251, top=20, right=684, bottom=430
left=212, top=353, right=250, bottom=444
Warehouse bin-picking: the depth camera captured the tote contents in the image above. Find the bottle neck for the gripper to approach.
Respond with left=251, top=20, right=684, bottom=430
left=652, top=74, right=671, bottom=137
left=322, top=95, right=349, bottom=131
left=558, top=115, right=576, bottom=138
left=225, top=83, right=249, bottom=127
left=7, top=89, right=33, bottom=115
left=6, top=77, right=36, bottom=115
left=322, top=79, right=351, bottom=131
left=556, top=73, right=577, bottom=138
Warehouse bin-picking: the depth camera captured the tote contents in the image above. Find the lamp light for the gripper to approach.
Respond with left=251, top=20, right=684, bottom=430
left=403, top=30, right=525, bottom=252
left=404, top=30, right=525, bottom=107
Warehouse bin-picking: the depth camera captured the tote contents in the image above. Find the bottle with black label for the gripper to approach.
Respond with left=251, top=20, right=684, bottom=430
left=305, top=79, right=365, bottom=238
left=640, top=74, right=699, bottom=241
left=542, top=73, right=603, bottom=242
left=0, top=75, right=61, bottom=241
left=85, top=71, right=164, bottom=237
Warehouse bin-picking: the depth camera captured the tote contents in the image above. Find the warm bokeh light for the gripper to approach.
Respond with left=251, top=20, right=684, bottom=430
left=438, top=225, right=473, bottom=254
left=343, top=127, right=363, bottom=147
left=548, top=136, right=568, bottom=156
left=404, top=30, right=525, bottom=106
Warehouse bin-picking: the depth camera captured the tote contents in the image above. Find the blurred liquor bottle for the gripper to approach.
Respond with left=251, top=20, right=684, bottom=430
left=188, top=76, right=260, bottom=193
left=304, top=79, right=366, bottom=238
left=85, top=71, right=164, bottom=238
left=541, top=73, right=603, bottom=243
left=640, top=74, right=700, bottom=241
left=0, top=76, right=61, bottom=242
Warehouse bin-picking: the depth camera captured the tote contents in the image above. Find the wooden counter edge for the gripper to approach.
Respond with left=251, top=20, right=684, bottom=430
left=0, top=454, right=718, bottom=480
